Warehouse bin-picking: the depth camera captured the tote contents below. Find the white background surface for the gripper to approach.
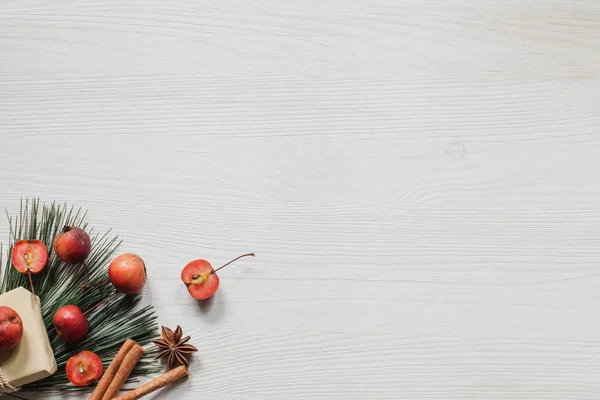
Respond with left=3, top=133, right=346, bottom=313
left=1, top=0, right=600, bottom=398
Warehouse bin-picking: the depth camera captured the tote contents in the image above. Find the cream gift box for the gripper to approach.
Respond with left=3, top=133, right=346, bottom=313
left=0, top=287, right=57, bottom=393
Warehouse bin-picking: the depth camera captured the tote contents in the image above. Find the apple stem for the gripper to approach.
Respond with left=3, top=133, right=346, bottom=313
left=27, top=270, right=35, bottom=296
left=81, top=277, right=110, bottom=290
left=84, top=292, right=118, bottom=316
left=212, top=252, right=255, bottom=274
left=81, top=261, right=91, bottom=287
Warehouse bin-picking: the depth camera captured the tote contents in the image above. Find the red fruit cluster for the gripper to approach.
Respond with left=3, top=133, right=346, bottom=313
left=8, top=212, right=255, bottom=388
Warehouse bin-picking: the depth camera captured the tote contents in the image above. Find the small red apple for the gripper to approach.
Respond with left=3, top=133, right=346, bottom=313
left=53, top=305, right=89, bottom=343
left=11, top=239, right=49, bottom=295
left=108, top=253, right=147, bottom=294
left=11, top=240, right=48, bottom=274
left=181, top=253, right=254, bottom=300
left=53, top=226, right=91, bottom=264
left=0, top=306, right=23, bottom=350
left=66, top=350, right=103, bottom=387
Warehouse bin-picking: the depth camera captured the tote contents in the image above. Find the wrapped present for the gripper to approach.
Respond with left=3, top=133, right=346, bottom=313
left=0, top=287, right=56, bottom=394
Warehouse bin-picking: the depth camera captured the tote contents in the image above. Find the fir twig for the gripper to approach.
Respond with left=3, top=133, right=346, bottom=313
left=0, top=198, right=159, bottom=393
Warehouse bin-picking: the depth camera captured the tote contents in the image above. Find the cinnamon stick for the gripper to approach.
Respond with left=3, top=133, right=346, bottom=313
left=90, top=339, right=137, bottom=400
left=101, top=344, right=145, bottom=400
left=111, top=366, right=189, bottom=400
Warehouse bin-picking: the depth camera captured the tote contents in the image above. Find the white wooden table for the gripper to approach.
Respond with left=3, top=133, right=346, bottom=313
left=1, top=0, right=600, bottom=398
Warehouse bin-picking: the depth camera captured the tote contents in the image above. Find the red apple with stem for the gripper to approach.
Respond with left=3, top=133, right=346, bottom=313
left=54, top=226, right=91, bottom=264
left=54, top=226, right=92, bottom=287
left=66, top=350, right=103, bottom=386
left=53, top=305, right=89, bottom=343
left=53, top=291, right=119, bottom=343
left=11, top=239, right=48, bottom=295
left=181, top=253, right=255, bottom=300
left=0, top=306, right=24, bottom=350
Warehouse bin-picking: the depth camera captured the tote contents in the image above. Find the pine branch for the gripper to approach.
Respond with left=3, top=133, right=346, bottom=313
left=0, top=198, right=159, bottom=393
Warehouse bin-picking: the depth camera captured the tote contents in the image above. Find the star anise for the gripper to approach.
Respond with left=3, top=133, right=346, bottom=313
left=152, top=325, right=198, bottom=370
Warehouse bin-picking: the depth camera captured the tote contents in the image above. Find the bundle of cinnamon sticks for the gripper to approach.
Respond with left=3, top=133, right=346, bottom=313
left=90, top=339, right=189, bottom=400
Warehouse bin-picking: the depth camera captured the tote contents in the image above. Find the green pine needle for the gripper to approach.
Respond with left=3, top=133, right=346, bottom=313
left=0, top=198, right=159, bottom=393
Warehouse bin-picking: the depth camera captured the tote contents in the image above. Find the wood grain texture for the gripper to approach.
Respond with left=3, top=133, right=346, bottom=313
left=1, top=0, right=600, bottom=398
